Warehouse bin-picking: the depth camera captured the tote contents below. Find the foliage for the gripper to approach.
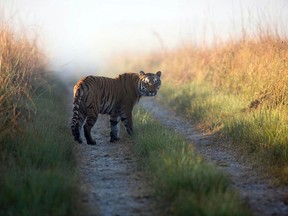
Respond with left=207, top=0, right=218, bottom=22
left=133, top=108, right=250, bottom=216
left=109, top=29, right=288, bottom=183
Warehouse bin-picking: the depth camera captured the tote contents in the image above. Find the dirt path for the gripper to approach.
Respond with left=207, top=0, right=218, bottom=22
left=140, top=97, right=288, bottom=216
left=76, top=114, right=156, bottom=216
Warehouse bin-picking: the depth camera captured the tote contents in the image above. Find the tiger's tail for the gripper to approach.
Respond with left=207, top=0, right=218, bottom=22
left=71, top=85, right=83, bottom=143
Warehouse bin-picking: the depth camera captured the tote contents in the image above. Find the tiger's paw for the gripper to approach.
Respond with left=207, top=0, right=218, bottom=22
left=110, top=137, right=120, bottom=143
left=74, top=137, right=83, bottom=144
left=87, top=140, right=96, bottom=145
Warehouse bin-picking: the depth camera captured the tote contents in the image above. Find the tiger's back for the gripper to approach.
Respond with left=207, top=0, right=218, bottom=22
left=73, top=75, right=128, bottom=115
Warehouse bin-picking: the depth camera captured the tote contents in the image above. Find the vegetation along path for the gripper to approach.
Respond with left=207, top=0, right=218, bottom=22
left=77, top=114, right=156, bottom=216
left=140, top=97, right=288, bottom=216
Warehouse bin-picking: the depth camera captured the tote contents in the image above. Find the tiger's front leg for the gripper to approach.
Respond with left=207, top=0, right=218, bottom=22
left=121, top=110, right=133, bottom=135
left=110, top=115, right=120, bottom=142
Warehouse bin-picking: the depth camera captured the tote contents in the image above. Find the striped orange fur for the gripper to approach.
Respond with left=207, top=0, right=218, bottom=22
left=71, top=71, right=161, bottom=145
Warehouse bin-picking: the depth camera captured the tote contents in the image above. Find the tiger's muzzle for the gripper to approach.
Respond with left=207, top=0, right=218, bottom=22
left=147, top=91, right=157, bottom=96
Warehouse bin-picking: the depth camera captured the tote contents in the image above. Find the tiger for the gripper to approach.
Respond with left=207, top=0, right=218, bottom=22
left=71, top=70, right=162, bottom=145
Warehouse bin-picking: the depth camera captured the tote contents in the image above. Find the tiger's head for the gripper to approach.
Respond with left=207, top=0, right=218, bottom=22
left=138, top=70, right=162, bottom=96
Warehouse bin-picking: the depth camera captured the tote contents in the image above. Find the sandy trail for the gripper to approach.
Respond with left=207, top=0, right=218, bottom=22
left=140, top=97, right=288, bottom=216
left=76, top=114, right=156, bottom=216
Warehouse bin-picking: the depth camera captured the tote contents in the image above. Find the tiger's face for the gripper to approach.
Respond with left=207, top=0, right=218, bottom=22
left=139, top=71, right=162, bottom=96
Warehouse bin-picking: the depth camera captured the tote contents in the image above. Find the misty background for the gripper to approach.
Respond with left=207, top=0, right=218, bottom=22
left=1, top=0, right=288, bottom=77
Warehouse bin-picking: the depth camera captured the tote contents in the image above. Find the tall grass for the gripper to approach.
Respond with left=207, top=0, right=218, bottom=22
left=109, top=31, right=288, bottom=106
left=107, top=29, right=288, bottom=182
left=0, top=18, right=81, bottom=215
left=0, top=21, right=46, bottom=142
left=133, top=108, right=250, bottom=216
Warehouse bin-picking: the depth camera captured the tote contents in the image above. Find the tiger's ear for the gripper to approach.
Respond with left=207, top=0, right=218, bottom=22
left=140, top=70, right=145, bottom=75
left=156, top=71, right=162, bottom=77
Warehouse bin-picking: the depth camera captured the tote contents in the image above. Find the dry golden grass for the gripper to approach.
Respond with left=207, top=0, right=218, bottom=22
left=109, top=31, right=288, bottom=108
left=0, top=21, right=46, bottom=141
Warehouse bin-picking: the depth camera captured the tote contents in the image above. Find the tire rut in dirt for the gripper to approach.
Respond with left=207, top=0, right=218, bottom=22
left=77, top=115, right=156, bottom=216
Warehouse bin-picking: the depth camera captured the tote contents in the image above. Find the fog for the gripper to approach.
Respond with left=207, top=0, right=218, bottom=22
left=1, top=0, right=288, bottom=76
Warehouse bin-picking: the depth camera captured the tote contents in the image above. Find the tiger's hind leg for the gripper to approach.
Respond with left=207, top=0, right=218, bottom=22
left=71, top=103, right=86, bottom=144
left=110, top=115, right=120, bottom=142
left=83, top=108, right=98, bottom=145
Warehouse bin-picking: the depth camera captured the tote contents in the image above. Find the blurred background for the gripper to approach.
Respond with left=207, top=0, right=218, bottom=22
left=1, top=0, right=288, bottom=76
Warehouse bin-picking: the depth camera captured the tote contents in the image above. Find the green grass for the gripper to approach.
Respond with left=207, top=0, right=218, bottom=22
left=161, top=82, right=246, bottom=132
left=0, top=78, right=80, bottom=216
left=160, top=82, right=288, bottom=183
left=224, top=108, right=288, bottom=164
left=133, top=108, right=250, bottom=216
